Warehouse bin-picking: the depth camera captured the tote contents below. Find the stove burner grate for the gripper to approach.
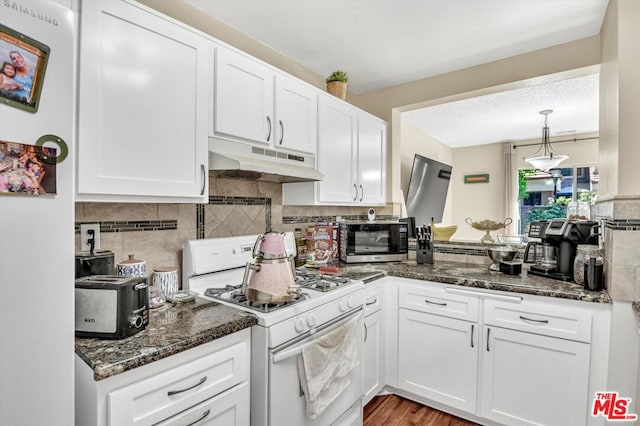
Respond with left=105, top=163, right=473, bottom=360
left=204, top=285, right=309, bottom=313
left=295, top=271, right=352, bottom=292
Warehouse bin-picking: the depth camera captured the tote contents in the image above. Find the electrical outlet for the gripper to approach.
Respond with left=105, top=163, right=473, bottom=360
left=80, top=223, right=101, bottom=252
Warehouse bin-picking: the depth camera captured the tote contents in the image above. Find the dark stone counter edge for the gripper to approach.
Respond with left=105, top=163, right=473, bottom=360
left=633, top=302, right=640, bottom=336
left=352, top=269, right=612, bottom=304
left=76, top=315, right=258, bottom=381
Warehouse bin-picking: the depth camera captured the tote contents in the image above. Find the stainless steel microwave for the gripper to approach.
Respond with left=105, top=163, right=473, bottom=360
left=339, top=221, right=408, bottom=263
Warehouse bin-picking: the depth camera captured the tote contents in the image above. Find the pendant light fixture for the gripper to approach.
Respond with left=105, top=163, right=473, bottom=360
left=525, top=110, right=569, bottom=170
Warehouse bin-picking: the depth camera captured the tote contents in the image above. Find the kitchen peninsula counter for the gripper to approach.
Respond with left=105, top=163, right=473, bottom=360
left=333, top=261, right=612, bottom=304
left=75, top=297, right=257, bottom=380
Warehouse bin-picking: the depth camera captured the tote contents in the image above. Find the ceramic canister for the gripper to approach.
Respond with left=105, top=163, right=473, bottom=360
left=153, top=267, right=179, bottom=295
left=117, top=254, right=147, bottom=277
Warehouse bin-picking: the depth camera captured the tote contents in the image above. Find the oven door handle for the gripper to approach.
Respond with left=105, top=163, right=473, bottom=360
left=272, top=345, right=303, bottom=364
left=272, top=308, right=363, bottom=364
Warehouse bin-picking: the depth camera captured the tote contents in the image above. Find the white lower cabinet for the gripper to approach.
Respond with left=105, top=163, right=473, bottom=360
left=398, top=309, right=478, bottom=413
left=480, top=326, right=590, bottom=426
left=156, top=382, right=250, bottom=426
left=363, top=282, right=385, bottom=405
left=391, top=278, right=610, bottom=426
left=75, top=329, right=250, bottom=426
left=396, top=280, right=480, bottom=413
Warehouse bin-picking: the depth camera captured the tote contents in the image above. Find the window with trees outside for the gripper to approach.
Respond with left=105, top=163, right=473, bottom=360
left=518, top=166, right=598, bottom=234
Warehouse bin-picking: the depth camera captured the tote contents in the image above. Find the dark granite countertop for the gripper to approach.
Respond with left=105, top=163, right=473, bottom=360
left=329, top=261, right=611, bottom=304
left=75, top=297, right=257, bottom=381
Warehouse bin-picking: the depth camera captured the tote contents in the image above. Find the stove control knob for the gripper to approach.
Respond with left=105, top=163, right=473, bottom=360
left=306, top=313, right=317, bottom=328
left=347, top=295, right=357, bottom=309
left=294, top=317, right=306, bottom=333
left=339, top=298, right=349, bottom=312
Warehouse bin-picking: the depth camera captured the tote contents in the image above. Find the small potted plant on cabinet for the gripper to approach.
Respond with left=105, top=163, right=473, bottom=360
left=326, top=70, right=348, bottom=100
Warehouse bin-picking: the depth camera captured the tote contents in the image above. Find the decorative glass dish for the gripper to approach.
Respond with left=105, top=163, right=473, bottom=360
left=165, top=290, right=197, bottom=304
left=496, top=234, right=528, bottom=249
left=465, top=218, right=513, bottom=243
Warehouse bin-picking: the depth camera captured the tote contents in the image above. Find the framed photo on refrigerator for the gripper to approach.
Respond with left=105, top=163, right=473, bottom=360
left=0, top=140, right=57, bottom=196
left=0, top=22, right=50, bottom=113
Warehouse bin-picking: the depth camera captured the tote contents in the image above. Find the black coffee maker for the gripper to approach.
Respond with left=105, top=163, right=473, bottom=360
left=528, top=218, right=599, bottom=281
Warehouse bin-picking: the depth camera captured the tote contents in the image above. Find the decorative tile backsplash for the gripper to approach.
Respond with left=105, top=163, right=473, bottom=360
left=596, top=196, right=640, bottom=301
left=74, top=220, right=177, bottom=233
left=74, top=177, right=392, bottom=288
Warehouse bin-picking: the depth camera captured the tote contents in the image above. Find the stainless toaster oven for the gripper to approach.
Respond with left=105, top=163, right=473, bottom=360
left=75, top=275, right=149, bottom=339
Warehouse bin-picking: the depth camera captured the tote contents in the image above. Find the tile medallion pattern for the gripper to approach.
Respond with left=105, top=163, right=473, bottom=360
left=199, top=195, right=271, bottom=239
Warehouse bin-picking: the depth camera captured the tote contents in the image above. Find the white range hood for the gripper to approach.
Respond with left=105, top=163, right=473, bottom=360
left=209, top=138, right=324, bottom=183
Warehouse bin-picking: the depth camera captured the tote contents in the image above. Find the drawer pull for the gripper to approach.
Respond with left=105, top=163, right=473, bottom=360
left=186, top=409, right=210, bottom=426
left=366, top=299, right=378, bottom=306
left=519, top=315, right=549, bottom=324
left=424, top=298, right=447, bottom=307
left=167, top=376, right=207, bottom=396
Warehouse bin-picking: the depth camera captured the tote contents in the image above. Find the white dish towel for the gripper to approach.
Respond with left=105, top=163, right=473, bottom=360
left=297, top=312, right=362, bottom=419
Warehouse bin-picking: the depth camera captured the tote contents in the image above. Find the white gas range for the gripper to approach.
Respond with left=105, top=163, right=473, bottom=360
left=183, top=235, right=365, bottom=426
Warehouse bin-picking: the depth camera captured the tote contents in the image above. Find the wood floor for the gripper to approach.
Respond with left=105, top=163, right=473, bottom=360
left=364, top=395, right=480, bottom=426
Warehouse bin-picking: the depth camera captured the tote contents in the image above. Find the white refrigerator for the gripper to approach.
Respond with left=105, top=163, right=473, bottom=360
left=0, top=1, right=75, bottom=425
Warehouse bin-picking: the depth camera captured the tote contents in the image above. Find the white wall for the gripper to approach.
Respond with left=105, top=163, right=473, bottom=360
left=451, top=143, right=506, bottom=241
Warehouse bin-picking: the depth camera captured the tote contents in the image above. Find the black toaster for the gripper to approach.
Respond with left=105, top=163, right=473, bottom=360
left=75, top=275, right=149, bottom=339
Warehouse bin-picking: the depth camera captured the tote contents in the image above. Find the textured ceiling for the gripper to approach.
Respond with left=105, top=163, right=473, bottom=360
left=402, top=74, right=600, bottom=147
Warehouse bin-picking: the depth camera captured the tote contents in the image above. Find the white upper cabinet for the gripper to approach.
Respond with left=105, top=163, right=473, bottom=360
left=214, top=47, right=274, bottom=145
left=317, top=95, right=358, bottom=203
left=213, top=46, right=317, bottom=155
left=77, top=0, right=210, bottom=202
left=274, top=74, right=318, bottom=154
left=282, top=94, right=386, bottom=205
left=357, top=112, right=386, bottom=204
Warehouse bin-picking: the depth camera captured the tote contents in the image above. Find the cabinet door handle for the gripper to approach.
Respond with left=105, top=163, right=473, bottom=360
left=486, top=328, right=491, bottom=352
left=424, top=298, right=447, bottom=306
left=279, top=120, right=284, bottom=145
left=200, top=164, right=206, bottom=196
left=364, top=322, right=368, bottom=342
left=353, top=183, right=358, bottom=201
left=519, top=315, right=550, bottom=324
left=167, top=376, right=207, bottom=396
left=365, top=299, right=378, bottom=306
left=266, top=116, right=272, bottom=141
left=471, top=324, right=475, bottom=348
left=186, top=409, right=211, bottom=426
left=359, top=184, right=364, bottom=202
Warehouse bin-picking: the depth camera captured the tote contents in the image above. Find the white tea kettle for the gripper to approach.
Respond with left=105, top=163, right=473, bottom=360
left=241, top=232, right=299, bottom=303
